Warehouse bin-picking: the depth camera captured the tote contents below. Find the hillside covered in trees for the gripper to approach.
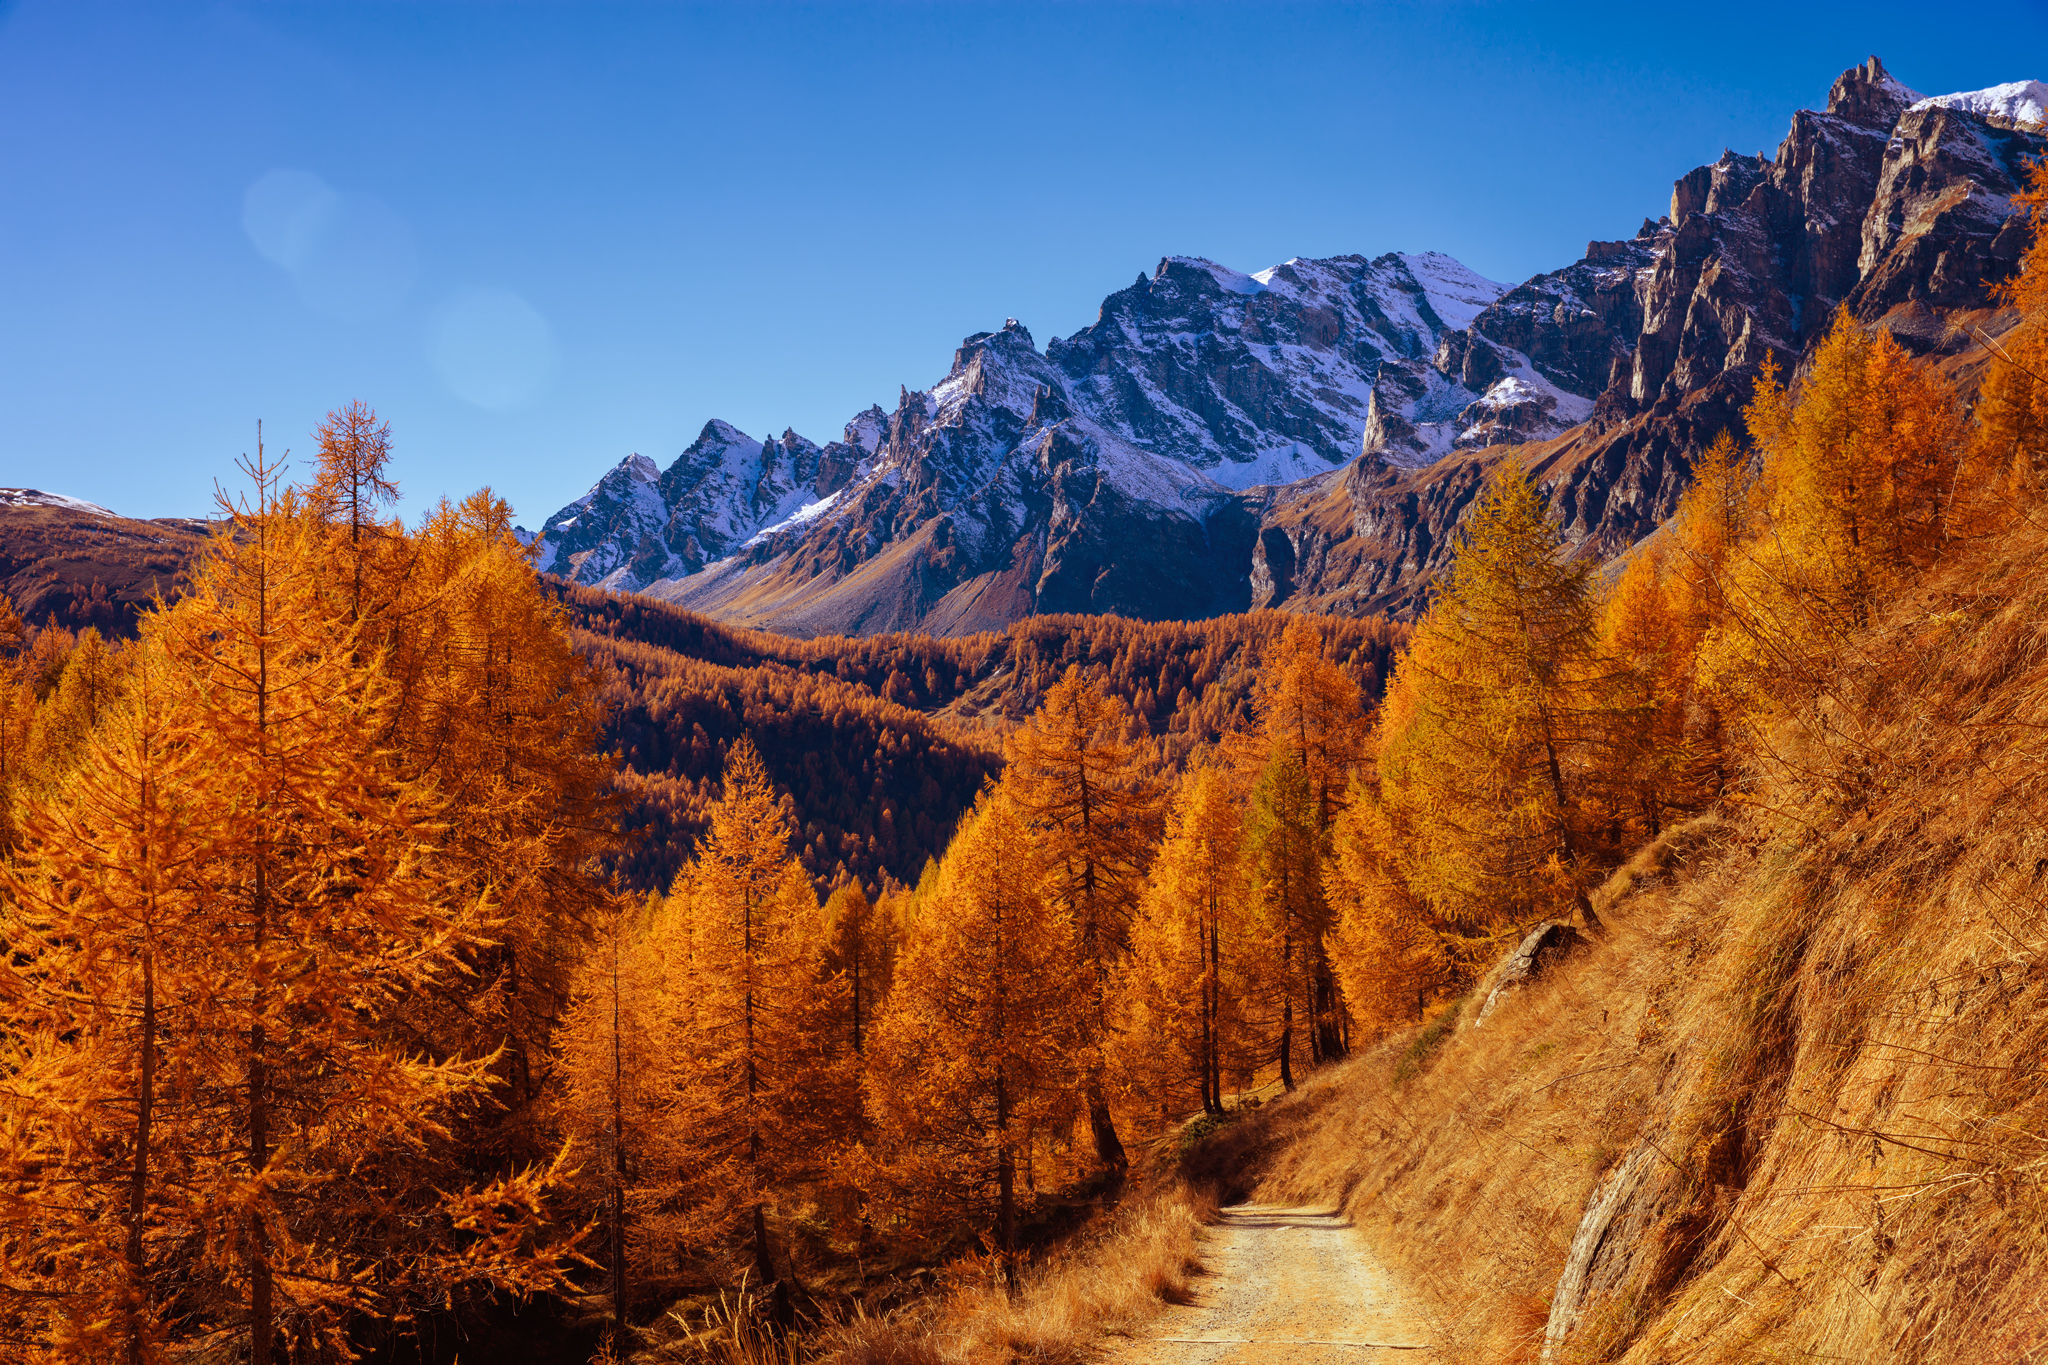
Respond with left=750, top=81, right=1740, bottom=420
left=558, top=588, right=1401, bottom=893
left=0, top=131, right=2043, bottom=1365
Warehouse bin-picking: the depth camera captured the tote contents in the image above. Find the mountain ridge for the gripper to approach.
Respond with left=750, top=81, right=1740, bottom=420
left=528, top=58, right=2037, bottom=637
left=24, top=59, right=2036, bottom=643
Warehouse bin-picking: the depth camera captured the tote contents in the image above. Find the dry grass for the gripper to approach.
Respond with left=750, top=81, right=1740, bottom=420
left=808, top=1178, right=1217, bottom=1365
left=1197, top=526, right=2048, bottom=1362
left=1226, top=816, right=1721, bottom=1362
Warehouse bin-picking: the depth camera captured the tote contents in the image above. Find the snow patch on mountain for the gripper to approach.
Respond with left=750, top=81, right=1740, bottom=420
left=1177, top=257, right=1269, bottom=296
left=0, top=489, right=116, bottom=518
left=745, top=489, right=844, bottom=546
left=1398, top=251, right=1511, bottom=330
left=1910, top=79, right=2045, bottom=126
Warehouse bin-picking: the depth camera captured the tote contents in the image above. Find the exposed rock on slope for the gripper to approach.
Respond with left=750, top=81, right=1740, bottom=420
left=625, top=255, right=1516, bottom=634
left=0, top=491, right=208, bottom=636
left=1258, top=58, right=2045, bottom=617
left=537, top=58, right=2043, bottom=633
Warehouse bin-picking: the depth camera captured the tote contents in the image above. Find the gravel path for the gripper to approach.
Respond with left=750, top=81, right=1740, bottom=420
left=1105, top=1204, right=1434, bottom=1364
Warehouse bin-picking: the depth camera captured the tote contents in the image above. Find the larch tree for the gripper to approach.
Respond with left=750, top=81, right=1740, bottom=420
left=22, top=626, right=121, bottom=795
left=1323, top=773, right=1450, bottom=1037
left=1252, top=619, right=1367, bottom=1060
left=1112, top=766, right=1254, bottom=1117
left=148, top=447, right=568, bottom=1363
left=1245, top=751, right=1324, bottom=1088
left=1383, top=463, right=1636, bottom=935
left=377, top=488, right=615, bottom=1157
left=310, top=400, right=398, bottom=622
left=664, top=739, right=858, bottom=1290
left=1696, top=318, right=1967, bottom=732
left=822, top=881, right=899, bottom=1057
left=0, top=643, right=211, bottom=1365
left=1660, top=431, right=1753, bottom=798
left=555, top=891, right=686, bottom=1334
left=863, top=789, right=1081, bottom=1293
left=1003, top=665, right=1155, bottom=1175
left=1596, top=545, right=1697, bottom=832
left=1967, top=154, right=2048, bottom=507
left=1744, top=314, right=1968, bottom=628
left=1257, top=617, right=1369, bottom=832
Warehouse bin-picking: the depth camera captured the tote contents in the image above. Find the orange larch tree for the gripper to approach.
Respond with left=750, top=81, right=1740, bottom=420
left=661, top=739, right=858, bottom=1290
left=555, top=890, right=686, bottom=1334
left=863, top=788, right=1082, bottom=1292
left=0, top=643, right=211, bottom=1365
left=150, top=448, right=569, bottom=1362
left=309, top=399, right=398, bottom=622
left=1251, top=619, right=1368, bottom=1061
left=1113, top=765, right=1255, bottom=1117
left=1002, top=665, right=1156, bottom=1175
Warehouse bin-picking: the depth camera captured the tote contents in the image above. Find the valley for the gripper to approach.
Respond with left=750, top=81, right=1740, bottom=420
left=1, top=43, right=2046, bottom=1365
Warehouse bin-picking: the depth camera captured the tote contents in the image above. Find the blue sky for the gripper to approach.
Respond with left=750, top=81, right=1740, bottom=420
left=4, top=1, right=2045, bottom=525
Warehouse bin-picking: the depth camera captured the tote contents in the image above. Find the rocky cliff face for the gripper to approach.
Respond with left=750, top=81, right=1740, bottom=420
left=554, top=252, right=1518, bottom=629
left=1256, top=57, right=2044, bottom=619
left=538, top=58, right=2043, bottom=634
left=533, top=411, right=882, bottom=589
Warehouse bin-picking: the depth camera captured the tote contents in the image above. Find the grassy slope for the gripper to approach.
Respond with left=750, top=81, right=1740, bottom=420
left=1202, top=521, right=2048, bottom=1363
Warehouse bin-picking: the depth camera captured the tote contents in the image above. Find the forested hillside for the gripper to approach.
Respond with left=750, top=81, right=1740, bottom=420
left=1199, top=155, right=2048, bottom=1365
left=0, top=117, right=2040, bottom=1365
left=556, top=584, right=1401, bottom=891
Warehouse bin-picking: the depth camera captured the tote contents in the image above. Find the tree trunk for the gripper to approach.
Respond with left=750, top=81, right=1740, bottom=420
left=249, top=518, right=275, bottom=1365
left=850, top=924, right=863, bottom=1056
left=249, top=1009, right=273, bottom=1365
left=1085, top=1076, right=1127, bottom=1177
left=123, top=949, right=156, bottom=1365
left=1207, top=915, right=1224, bottom=1113
left=752, top=1203, right=776, bottom=1286
left=610, top=929, right=626, bottom=1340
left=1538, top=717, right=1602, bottom=934
left=1313, top=961, right=1346, bottom=1062
left=997, top=1070, right=1018, bottom=1297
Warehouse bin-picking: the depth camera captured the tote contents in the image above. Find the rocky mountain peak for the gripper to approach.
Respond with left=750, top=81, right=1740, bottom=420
left=535, top=58, right=2044, bottom=636
left=1670, top=150, right=1770, bottom=221
left=843, top=405, right=889, bottom=454
left=1826, top=55, right=1921, bottom=128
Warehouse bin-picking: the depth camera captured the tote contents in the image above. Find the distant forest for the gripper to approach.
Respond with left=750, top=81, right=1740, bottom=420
left=555, top=583, right=1404, bottom=894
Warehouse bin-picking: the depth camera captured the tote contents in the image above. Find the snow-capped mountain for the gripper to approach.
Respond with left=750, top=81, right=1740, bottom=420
left=1911, top=79, right=2048, bottom=128
left=0, top=489, right=116, bottom=517
left=536, top=58, right=2044, bottom=635
left=534, top=411, right=881, bottom=589
left=540, top=251, right=1530, bottom=617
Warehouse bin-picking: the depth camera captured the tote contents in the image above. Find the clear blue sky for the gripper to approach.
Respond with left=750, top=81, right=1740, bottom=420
left=4, top=1, right=2044, bottom=525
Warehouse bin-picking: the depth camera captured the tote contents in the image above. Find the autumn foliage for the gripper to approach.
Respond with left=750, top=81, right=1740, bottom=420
left=2, top=171, right=2042, bottom=1359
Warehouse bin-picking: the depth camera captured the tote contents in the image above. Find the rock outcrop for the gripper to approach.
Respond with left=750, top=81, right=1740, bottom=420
left=1262, top=57, right=2045, bottom=619
left=536, top=58, right=2044, bottom=634
left=1470, top=921, right=1592, bottom=1028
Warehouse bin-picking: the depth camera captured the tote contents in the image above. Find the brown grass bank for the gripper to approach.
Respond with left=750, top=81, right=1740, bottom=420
left=1225, top=524, right=2048, bottom=1362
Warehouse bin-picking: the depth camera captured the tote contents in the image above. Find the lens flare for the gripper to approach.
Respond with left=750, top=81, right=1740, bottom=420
left=431, top=288, right=560, bottom=410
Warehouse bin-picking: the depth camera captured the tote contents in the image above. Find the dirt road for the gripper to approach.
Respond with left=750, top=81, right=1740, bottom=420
left=1106, top=1204, right=1434, bottom=1364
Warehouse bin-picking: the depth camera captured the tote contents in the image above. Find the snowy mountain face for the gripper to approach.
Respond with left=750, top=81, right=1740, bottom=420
left=1046, top=251, right=1509, bottom=485
left=537, top=57, right=2044, bottom=632
left=535, top=410, right=880, bottom=590
left=1911, top=80, right=2048, bottom=128
left=539, top=252, right=1521, bottom=600
left=0, top=488, right=116, bottom=517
